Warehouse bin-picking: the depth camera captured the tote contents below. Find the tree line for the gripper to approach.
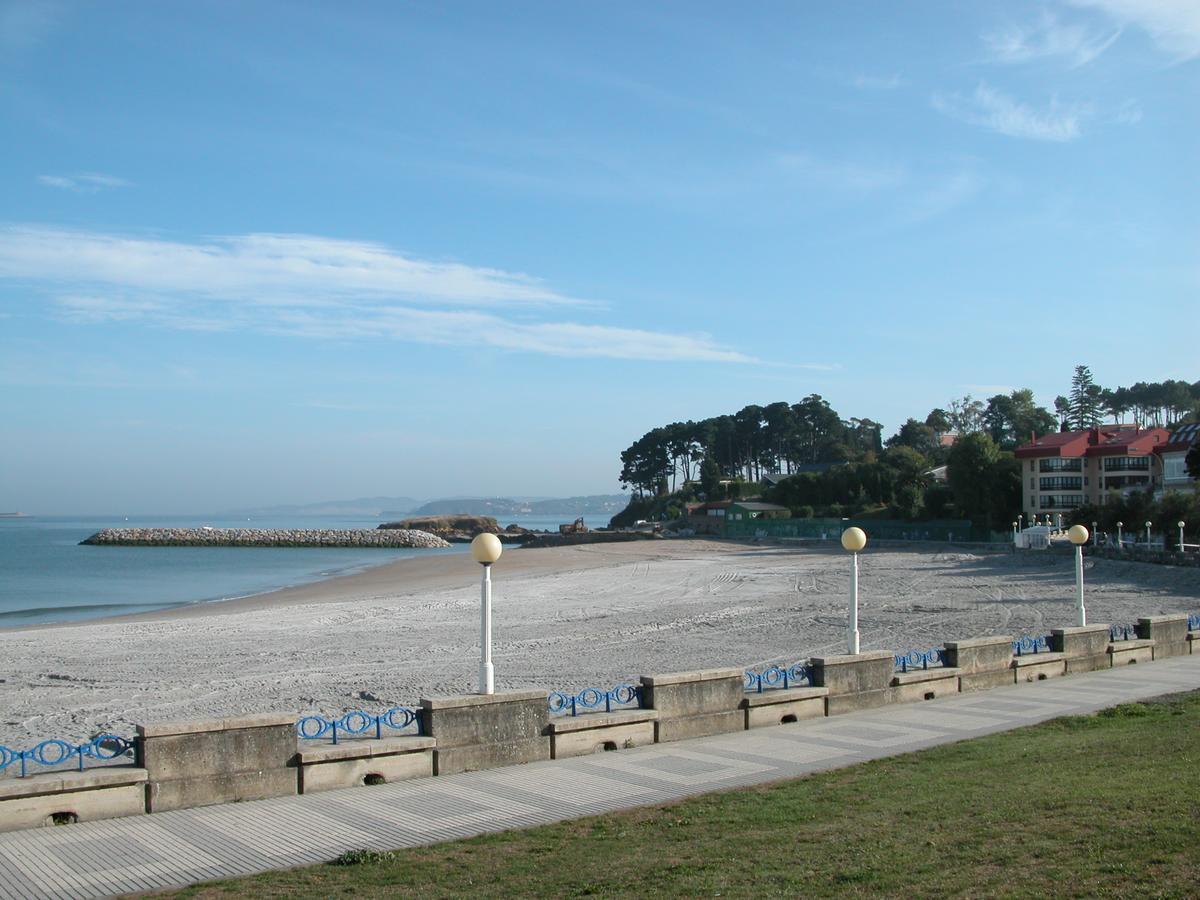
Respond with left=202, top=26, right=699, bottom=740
left=615, top=367, right=1199, bottom=531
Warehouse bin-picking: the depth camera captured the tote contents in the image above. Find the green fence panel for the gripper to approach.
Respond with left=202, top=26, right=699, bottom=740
left=722, top=516, right=993, bottom=543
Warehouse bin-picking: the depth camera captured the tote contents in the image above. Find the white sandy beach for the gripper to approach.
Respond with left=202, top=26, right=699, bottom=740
left=1, top=538, right=1198, bottom=750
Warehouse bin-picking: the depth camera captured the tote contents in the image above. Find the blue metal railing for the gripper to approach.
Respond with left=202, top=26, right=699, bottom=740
left=744, top=662, right=812, bottom=693
left=1012, top=635, right=1051, bottom=656
left=548, top=684, right=641, bottom=716
left=894, top=648, right=944, bottom=673
left=295, top=707, right=421, bottom=744
left=0, top=734, right=136, bottom=778
left=1109, top=623, right=1139, bottom=642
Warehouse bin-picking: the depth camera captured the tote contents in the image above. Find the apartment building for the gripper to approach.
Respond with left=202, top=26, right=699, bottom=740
left=1014, top=426, right=1170, bottom=517
left=1159, top=422, right=1200, bottom=496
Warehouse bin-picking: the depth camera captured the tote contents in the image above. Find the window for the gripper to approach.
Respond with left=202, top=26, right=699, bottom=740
left=1039, top=458, right=1082, bottom=472
left=1164, top=457, right=1188, bottom=480
left=1040, top=477, right=1082, bottom=491
left=1039, top=494, right=1084, bottom=509
left=1103, top=456, right=1150, bottom=472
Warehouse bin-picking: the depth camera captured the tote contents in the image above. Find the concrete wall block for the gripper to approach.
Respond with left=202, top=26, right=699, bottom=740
left=299, top=750, right=432, bottom=793
left=959, top=668, right=1017, bottom=692
left=1110, top=644, right=1154, bottom=666
left=810, top=652, right=894, bottom=695
left=1065, top=653, right=1112, bottom=674
left=639, top=669, right=744, bottom=719
left=147, top=768, right=298, bottom=813
left=890, top=673, right=959, bottom=704
left=551, top=721, right=655, bottom=759
left=433, top=739, right=549, bottom=776
left=942, top=636, right=1014, bottom=674
left=1014, top=656, right=1067, bottom=682
left=744, top=696, right=825, bottom=729
left=826, top=688, right=891, bottom=716
left=1050, top=625, right=1111, bottom=659
left=1151, top=641, right=1190, bottom=660
left=137, top=714, right=297, bottom=780
left=1138, top=615, right=1189, bottom=646
left=420, top=691, right=549, bottom=748
left=421, top=691, right=551, bottom=775
left=654, top=711, right=744, bottom=743
left=0, top=783, right=145, bottom=833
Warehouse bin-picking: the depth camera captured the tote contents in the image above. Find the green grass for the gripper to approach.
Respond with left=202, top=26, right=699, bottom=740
left=162, top=692, right=1200, bottom=899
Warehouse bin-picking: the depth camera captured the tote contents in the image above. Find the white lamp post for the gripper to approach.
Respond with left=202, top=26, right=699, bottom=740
left=1117, top=521, right=1123, bottom=547
left=1179, top=521, right=1186, bottom=551
left=841, top=527, right=867, bottom=655
left=1145, top=520, right=1152, bottom=545
left=470, top=533, right=503, bottom=695
left=1018, top=514, right=1025, bottom=530
left=1092, top=521, right=1098, bottom=548
left=1067, top=524, right=1089, bottom=627
left=1012, top=521, right=1018, bottom=543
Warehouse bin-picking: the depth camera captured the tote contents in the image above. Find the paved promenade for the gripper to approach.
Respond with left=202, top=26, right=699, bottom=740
left=2, top=655, right=1198, bottom=899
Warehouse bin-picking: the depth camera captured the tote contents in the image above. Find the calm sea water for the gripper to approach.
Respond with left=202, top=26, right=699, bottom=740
left=0, top=514, right=579, bottom=627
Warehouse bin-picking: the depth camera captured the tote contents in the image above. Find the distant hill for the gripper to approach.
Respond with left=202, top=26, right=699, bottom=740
left=412, top=495, right=628, bottom=517
left=226, top=496, right=419, bottom=517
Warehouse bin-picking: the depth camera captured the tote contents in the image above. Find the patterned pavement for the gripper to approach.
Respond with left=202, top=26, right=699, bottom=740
left=1, top=655, right=1197, bottom=899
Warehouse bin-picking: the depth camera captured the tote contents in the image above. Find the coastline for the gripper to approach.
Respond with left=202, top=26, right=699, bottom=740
left=1, top=539, right=1197, bottom=752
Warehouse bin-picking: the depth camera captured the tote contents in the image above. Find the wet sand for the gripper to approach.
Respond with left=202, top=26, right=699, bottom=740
left=1, top=538, right=1197, bottom=750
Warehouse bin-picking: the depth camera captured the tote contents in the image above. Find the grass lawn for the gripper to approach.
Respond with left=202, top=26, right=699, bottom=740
left=161, top=692, right=1200, bottom=899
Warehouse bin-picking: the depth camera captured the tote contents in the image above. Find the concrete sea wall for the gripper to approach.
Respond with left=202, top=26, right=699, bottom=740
left=79, top=528, right=451, bottom=548
left=2, top=612, right=1196, bottom=834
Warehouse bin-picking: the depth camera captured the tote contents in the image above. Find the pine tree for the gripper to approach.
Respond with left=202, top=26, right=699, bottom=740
left=1068, top=365, right=1102, bottom=430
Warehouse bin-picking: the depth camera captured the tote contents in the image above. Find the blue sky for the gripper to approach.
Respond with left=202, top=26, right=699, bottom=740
left=1, top=1, right=1196, bottom=514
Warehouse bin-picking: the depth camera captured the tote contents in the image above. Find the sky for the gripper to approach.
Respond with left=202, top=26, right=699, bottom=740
left=1, top=1, right=1196, bottom=514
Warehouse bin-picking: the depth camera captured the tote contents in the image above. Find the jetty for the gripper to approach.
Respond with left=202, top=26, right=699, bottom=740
left=79, top=527, right=451, bottom=548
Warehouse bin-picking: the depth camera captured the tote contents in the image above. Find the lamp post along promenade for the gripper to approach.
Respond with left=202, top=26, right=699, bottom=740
left=841, top=527, right=867, bottom=655
left=470, top=533, right=503, bottom=695
left=1067, top=524, right=1089, bottom=627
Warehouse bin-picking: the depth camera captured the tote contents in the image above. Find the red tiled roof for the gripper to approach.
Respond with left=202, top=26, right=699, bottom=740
left=1015, top=427, right=1170, bottom=459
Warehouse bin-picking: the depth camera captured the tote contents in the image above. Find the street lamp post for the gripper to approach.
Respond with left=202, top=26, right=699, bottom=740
left=1179, top=521, right=1187, bottom=551
left=1145, top=521, right=1152, bottom=546
left=1092, top=521, right=1098, bottom=548
left=1117, top=521, right=1123, bottom=548
left=1012, top=521, right=1018, bottom=543
left=841, top=527, right=867, bottom=655
left=470, top=533, right=503, bottom=695
left=1067, top=524, right=1089, bottom=627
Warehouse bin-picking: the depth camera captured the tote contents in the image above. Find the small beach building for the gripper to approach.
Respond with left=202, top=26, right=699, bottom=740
left=727, top=501, right=791, bottom=523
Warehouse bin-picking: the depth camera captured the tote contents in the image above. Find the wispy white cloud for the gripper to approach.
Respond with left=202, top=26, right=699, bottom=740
left=0, top=226, right=758, bottom=364
left=984, top=11, right=1121, bottom=67
left=37, top=173, right=130, bottom=192
left=0, top=226, right=577, bottom=308
left=932, top=83, right=1085, bottom=141
left=1067, top=0, right=1200, bottom=60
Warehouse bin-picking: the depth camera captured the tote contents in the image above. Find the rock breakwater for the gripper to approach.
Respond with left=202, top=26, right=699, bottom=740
left=80, top=528, right=451, bottom=549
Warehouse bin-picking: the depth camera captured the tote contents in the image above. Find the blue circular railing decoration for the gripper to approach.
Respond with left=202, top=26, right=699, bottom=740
left=295, top=706, right=421, bottom=744
left=0, top=734, right=135, bottom=778
left=1109, top=623, right=1139, bottom=642
left=1012, top=635, right=1051, bottom=656
left=547, top=684, right=641, bottom=716
left=894, top=648, right=944, bottom=673
left=744, top=662, right=812, bottom=693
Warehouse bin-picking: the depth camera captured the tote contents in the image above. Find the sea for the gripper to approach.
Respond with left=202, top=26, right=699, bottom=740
left=0, top=514, right=580, bottom=628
